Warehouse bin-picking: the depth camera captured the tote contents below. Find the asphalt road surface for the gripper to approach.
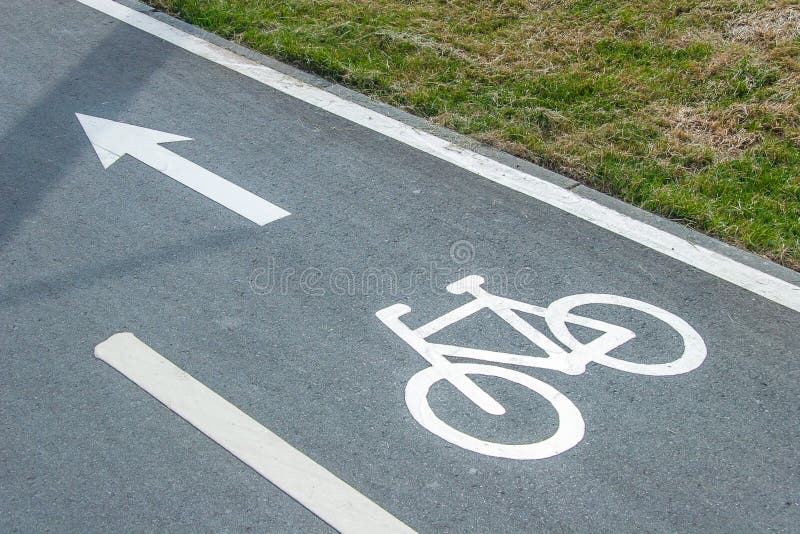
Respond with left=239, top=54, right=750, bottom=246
left=2, top=1, right=799, bottom=532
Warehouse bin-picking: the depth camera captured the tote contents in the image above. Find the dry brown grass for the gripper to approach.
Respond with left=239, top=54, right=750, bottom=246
left=664, top=101, right=799, bottom=160
left=727, top=5, right=800, bottom=44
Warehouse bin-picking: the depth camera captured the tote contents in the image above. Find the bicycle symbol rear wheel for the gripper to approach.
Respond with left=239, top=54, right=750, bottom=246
left=405, top=363, right=585, bottom=460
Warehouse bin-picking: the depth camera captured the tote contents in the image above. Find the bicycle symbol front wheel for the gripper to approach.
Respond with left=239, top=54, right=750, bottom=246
left=545, top=294, right=707, bottom=376
left=405, top=363, right=585, bottom=460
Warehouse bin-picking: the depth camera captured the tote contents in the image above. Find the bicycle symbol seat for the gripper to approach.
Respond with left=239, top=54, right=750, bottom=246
left=376, top=275, right=707, bottom=460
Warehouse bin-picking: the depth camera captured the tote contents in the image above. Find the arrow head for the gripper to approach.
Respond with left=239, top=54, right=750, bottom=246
left=76, top=113, right=192, bottom=169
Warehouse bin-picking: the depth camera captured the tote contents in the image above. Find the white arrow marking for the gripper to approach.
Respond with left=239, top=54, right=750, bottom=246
left=76, top=113, right=290, bottom=225
left=95, top=333, right=415, bottom=534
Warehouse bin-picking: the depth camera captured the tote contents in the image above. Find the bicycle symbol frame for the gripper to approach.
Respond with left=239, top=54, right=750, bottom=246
left=376, top=275, right=707, bottom=460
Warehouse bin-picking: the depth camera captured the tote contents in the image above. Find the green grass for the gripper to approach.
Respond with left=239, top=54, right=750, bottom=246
left=148, top=0, right=800, bottom=268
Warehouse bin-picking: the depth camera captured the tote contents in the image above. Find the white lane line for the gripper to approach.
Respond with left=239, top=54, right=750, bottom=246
left=76, top=113, right=290, bottom=225
left=95, top=333, right=415, bottom=534
left=77, top=0, right=800, bottom=313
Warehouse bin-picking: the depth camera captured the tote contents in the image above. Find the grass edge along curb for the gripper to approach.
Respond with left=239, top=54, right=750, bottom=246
left=147, top=0, right=800, bottom=270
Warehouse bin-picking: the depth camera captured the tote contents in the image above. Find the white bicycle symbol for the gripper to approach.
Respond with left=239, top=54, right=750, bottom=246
left=376, top=275, right=707, bottom=460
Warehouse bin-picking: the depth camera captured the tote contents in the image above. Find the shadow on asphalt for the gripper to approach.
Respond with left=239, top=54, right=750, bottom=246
left=0, top=25, right=170, bottom=247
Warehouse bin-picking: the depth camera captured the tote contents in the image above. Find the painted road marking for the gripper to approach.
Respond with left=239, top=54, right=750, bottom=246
left=75, top=0, right=800, bottom=313
left=376, top=275, right=706, bottom=459
left=76, top=113, right=290, bottom=226
left=94, top=333, right=415, bottom=534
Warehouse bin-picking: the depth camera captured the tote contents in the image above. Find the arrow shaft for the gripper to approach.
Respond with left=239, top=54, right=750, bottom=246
left=130, top=144, right=289, bottom=226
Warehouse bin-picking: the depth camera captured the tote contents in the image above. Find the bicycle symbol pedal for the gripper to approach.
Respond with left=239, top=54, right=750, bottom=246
left=376, top=275, right=707, bottom=460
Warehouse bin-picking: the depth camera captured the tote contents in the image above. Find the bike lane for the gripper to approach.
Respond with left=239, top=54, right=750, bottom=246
left=1, top=1, right=799, bottom=532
